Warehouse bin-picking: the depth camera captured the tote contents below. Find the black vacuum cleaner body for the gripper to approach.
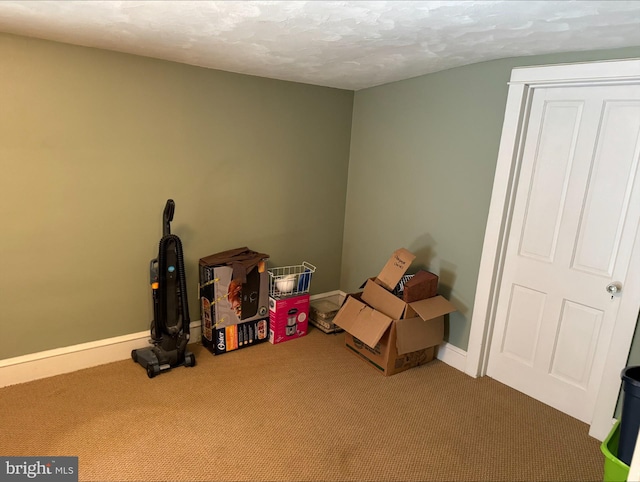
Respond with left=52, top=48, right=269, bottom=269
left=132, top=199, right=195, bottom=378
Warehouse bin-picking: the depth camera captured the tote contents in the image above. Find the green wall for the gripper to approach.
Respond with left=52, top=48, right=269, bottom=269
left=343, top=46, right=640, bottom=350
left=0, top=33, right=353, bottom=360
left=2, top=30, right=639, bottom=362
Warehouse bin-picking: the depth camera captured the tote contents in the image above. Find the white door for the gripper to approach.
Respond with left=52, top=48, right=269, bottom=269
left=486, top=83, right=640, bottom=423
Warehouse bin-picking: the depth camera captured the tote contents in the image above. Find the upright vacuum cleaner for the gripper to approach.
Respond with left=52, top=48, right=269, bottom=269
left=132, top=199, right=196, bottom=378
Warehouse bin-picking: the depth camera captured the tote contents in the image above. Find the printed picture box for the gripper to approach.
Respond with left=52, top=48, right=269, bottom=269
left=199, top=248, right=270, bottom=355
left=269, top=293, right=310, bottom=344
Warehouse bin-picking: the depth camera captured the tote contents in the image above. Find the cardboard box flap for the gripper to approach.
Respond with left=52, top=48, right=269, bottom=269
left=409, top=295, right=457, bottom=321
left=332, top=296, right=393, bottom=348
left=362, top=279, right=406, bottom=320
left=395, top=316, right=444, bottom=355
left=376, top=248, right=416, bottom=291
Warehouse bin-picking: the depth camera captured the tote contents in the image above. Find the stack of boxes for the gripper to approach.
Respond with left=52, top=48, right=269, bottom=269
left=333, top=248, right=457, bottom=376
left=267, top=262, right=315, bottom=345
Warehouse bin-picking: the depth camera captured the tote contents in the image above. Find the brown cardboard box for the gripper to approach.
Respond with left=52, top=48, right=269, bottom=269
left=332, top=249, right=456, bottom=376
left=403, top=270, right=438, bottom=302
left=334, top=293, right=455, bottom=376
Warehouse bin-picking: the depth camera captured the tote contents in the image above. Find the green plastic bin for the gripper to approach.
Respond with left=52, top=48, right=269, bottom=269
left=602, top=420, right=630, bottom=482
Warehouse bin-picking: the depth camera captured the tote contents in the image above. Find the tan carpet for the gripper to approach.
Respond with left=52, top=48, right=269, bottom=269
left=0, top=328, right=604, bottom=481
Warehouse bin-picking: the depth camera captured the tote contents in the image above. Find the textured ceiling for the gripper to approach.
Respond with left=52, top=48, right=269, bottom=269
left=0, top=1, right=639, bottom=90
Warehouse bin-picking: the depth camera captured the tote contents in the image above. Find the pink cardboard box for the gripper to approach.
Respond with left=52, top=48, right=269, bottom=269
left=268, top=294, right=310, bottom=344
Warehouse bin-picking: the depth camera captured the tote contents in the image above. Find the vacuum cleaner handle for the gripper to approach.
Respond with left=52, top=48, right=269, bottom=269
left=163, top=199, right=175, bottom=236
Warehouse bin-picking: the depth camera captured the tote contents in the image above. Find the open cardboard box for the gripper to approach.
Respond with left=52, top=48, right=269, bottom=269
left=333, top=248, right=457, bottom=376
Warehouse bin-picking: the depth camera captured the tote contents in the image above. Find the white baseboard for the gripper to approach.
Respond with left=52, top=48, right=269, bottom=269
left=0, top=321, right=202, bottom=388
left=0, top=292, right=340, bottom=388
left=436, top=342, right=467, bottom=372
left=0, top=290, right=468, bottom=388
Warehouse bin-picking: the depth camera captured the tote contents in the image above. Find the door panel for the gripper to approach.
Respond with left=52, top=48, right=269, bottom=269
left=549, top=300, right=602, bottom=389
left=519, top=101, right=583, bottom=262
left=572, top=101, right=640, bottom=276
left=501, top=284, right=546, bottom=366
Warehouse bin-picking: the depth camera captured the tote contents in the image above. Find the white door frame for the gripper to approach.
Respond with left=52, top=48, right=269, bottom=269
left=465, top=58, right=640, bottom=441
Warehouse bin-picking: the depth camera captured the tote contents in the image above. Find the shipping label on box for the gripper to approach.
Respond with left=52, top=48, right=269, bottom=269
left=269, top=294, right=310, bottom=344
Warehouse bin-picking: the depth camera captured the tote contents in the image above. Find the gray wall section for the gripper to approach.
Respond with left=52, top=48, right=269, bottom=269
left=343, top=46, right=640, bottom=351
left=0, top=33, right=353, bottom=359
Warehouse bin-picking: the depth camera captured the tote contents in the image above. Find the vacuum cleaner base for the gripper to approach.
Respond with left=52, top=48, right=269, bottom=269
left=131, top=346, right=196, bottom=378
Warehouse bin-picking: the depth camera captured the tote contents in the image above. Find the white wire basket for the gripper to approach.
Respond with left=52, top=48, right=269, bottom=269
left=268, top=261, right=316, bottom=299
